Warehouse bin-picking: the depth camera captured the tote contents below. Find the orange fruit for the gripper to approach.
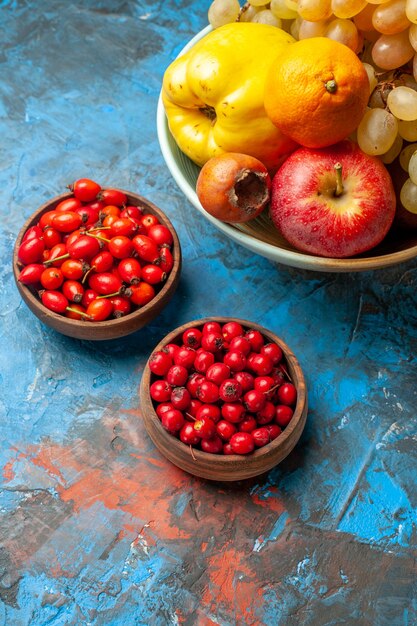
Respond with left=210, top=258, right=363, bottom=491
left=264, top=37, right=370, bottom=149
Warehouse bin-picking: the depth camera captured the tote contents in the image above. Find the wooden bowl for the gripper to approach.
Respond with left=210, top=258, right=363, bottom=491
left=13, top=191, right=182, bottom=341
left=139, top=317, right=308, bottom=481
left=157, top=26, right=417, bottom=273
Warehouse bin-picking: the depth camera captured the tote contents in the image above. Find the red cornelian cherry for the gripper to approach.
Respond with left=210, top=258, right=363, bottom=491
left=182, top=327, right=202, bottom=349
left=239, top=416, right=257, bottom=433
left=149, top=351, right=173, bottom=376
left=166, top=364, right=188, bottom=387
left=201, top=435, right=223, bottom=454
left=194, top=349, right=215, bottom=374
left=89, top=272, right=122, bottom=295
left=266, top=424, right=282, bottom=440
left=275, top=405, right=294, bottom=427
left=110, top=295, right=131, bottom=317
left=186, top=372, right=206, bottom=397
left=40, top=267, right=64, bottom=290
left=195, top=403, right=221, bottom=424
left=68, top=235, right=101, bottom=260
left=252, top=427, right=271, bottom=447
left=244, top=389, right=266, bottom=413
left=55, top=197, right=83, bottom=212
left=201, top=331, right=223, bottom=353
left=216, top=420, right=236, bottom=441
left=223, top=350, right=246, bottom=372
left=229, top=335, right=251, bottom=355
left=202, top=321, right=222, bottom=335
left=256, top=401, right=276, bottom=425
left=90, top=251, right=114, bottom=274
left=230, top=432, right=255, bottom=455
left=141, top=264, right=166, bottom=285
left=233, top=370, right=254, bottom=392
left=43, top=227, right=62, bottom=249
left=221, top=402, right=245, bottom=423
left=41, top=290, right=69, bottom=314
left=261, top=343, right=283, bottom=365
left=193, top=415, right=216, bottom=439
left=140, top=214, right=159, bottom=230
left=150, top=380, right=172, bottom=403
left=196, top=380, right=219, bottom=404
left=52, top=212, right=82, bottom=233
left=206, top=362, right=230, bottom=385
left=161, top=409, right=185, bottom=434
left=171, top=387, right=191, bottom=411
left=180, top=422, right=200, bottom=446
left=108, top=235, right=133, bottom=259
left=222, top=321, right=244, bottom=342
left=82, top=288, right=98, bottom=308
left=247, top=353, right=273, bottom=376
left=219, top=379, right=242, bottom=403
left=157, top=247, right=174, bottom=273
left=276, top=383, right=297, bottom=406
left=246, top=329, right=264, bottom=352
left=156, top=402, right=174, bottom=419
left=174, top=347, right=196, bottom=370
left=188, top=398, right=203, bottom=418
left=18, top=238, right=45, bottom=264
left=132, top=234, right=159, bottom=263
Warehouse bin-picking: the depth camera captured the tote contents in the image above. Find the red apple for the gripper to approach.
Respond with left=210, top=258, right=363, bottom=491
left=270, top=140, right=396, bottom=258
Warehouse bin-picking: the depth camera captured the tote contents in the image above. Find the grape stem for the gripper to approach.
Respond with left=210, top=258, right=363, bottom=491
left=334, top=163, right=344, bottom=197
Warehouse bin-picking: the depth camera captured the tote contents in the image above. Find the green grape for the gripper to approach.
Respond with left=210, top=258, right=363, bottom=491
left=252, top=9, right=282, bottom=25
left=400, top=177, right=417, bottom=213
left=399, top=142, right=417, bottom=170
left=408, top=150, right=417, bottom=183
left=362, top=62, right=378, bottom=94
left=297, top=0, right=332, bottom=21
left=387, top=85, right=417, bottom=120
left=357, top=108, right=399, bottom=155
left=380, top=133, right=403, bottom=163
left=270, top=0, right=298, bottom=18
left=398, top=118, right=417, bottom=140
left=298, top=18, right=328, bottom=38
left=332, top=0, right=367, bottom=19
left=208, top=0, right=241, bottom=28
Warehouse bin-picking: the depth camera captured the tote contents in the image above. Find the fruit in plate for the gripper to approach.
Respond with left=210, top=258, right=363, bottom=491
left=162, top=22, right=297, bottom=173
left=270, top=140, right=396, bottom=258
left=264, top=37, right=369, bottom=149
left=196, top=153, right=271, bottom=223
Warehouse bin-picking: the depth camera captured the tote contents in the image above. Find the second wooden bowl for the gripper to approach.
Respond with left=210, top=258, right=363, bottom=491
left=13, top=190, right=182, bottom=341
left=140, top=317, right=308, bottom=481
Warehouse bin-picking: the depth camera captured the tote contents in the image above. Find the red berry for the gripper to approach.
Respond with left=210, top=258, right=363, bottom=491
left=182, top=327, right=202, bottom=349
left=100, top=188, right=127, bottom=207
left=130, top=283, right=155, bottom=306
left=158, top=247, right=174, bottom=273
left=252, top=427, right=271, bottom=448
left=233, top=371, right=255, bottom=393
left=41, top=290, right=68, bottom=314
left=68, top=235, right=101, bottom=260
left=132, top=234, right=159, bottom=263
left=174, top=346, right=196, bottom=370
left=196, top=380, right=219, bottom=404
left=62, top=280, right=84, bottom=303
left=187, top=398, right=203, bottom=419
left=261, top=342, right=283, bottom=365
left=161, top=409, right=185, bottom=434
left=179, top=423, right=200, bottom=445
left=201, top=332, right=223, bottom=353
left=18, top=263, right=44, bottom=285
left=89, top=272, right=122, bottom=295
left=230, top=432, right=255, bottom=455
left=149, top=351, right=173, bottom=376
left=164, top=343, right=180, bottom=360
left=194, top=349, right=215, bottom=374
left=216, top=420, right=237, bottom=441
left=72, top=178, right=101, bottom=202
left=171, top=387, right=191, bottom=411
left=193, top=416, right=216, bottom=439
left=186, top=372, right=206, bottom=398
left=222, top=321, right=244, bottom=342
left=201, top=435, right=223, bottom=454
left=91, top=251, right=114, bottom=273
left=229, top=335, right=251, bottom=355
left=245, top=329, right=264, bottom=352
left=247, top=353, right=273, bottom=376
left=244, top=389, right=266, bottom=413
left=219, top=379, right=243, bottom=403
left=275, top=405, right=294, bottom=427
left=206, top=362, right=230, bottom=385
left=239, top=416, right=257, bottom=433
left=196, top=404, right=221, bottom=424
left=256, top=401, right=276, bottom=425
left=141, top=264, right=166, bottom=285
left=165, top=365, right=188, bottom=387
left=110, top=295, right=131, bottom=317
left=117, top=257, right=141, bottom=284
left=276, top=383, right=297, bottom=406
left=266, top=424, right=282, bottom=440
left=18, top=238, right=45, bottom=264
left=147, top=223, right=173, bottom=247
left=52, top=211, right=82, bottom=233
left=202, top=321, right=222, bottom=335
left=223, top=350, right=247, bottom=372
left=40, top=268, right=64, bottom=291
left=86, top=298, right=113, bottom=321
left=150, top=380, right=172, bottom=403
left=221, top=402, right=245, bottom=423
left=156, top=402, right=174, bottom=419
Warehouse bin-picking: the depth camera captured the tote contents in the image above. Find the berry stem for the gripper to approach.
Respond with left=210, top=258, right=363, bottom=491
left=44, top=253, right=70, bottom=265
left=86, top=232, right=110, bottom=243
left=66, top=306, right=92, bottom=319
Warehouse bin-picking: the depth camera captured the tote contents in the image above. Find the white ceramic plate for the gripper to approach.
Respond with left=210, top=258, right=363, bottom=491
left=157, top=26, right=417, bottom=273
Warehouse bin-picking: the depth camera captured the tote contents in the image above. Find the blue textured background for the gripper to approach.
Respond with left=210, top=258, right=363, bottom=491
left=1, top=2, right=417, bottom=625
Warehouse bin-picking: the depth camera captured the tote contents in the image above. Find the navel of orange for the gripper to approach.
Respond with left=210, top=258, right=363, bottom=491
left=264, top=37, right=370, bottom=149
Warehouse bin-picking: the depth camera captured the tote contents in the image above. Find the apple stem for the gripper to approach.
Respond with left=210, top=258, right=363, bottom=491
left=334, top=162, right=344, bottom=197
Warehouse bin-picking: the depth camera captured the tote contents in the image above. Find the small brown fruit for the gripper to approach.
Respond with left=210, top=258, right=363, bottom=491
left=196, top=153, right=271, bottom=223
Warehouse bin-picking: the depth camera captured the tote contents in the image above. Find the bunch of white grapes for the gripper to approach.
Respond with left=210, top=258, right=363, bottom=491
left=208, top=0, right=417, bottom=214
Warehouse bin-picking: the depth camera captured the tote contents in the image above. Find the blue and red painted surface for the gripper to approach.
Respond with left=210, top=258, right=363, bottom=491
left=1, top=1, right=417, bottom=624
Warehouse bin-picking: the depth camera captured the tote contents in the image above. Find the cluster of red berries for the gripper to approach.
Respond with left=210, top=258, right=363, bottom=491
left=17, top=178, right=175, bottom=322
left=149, top=320, right=297, bottom=455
